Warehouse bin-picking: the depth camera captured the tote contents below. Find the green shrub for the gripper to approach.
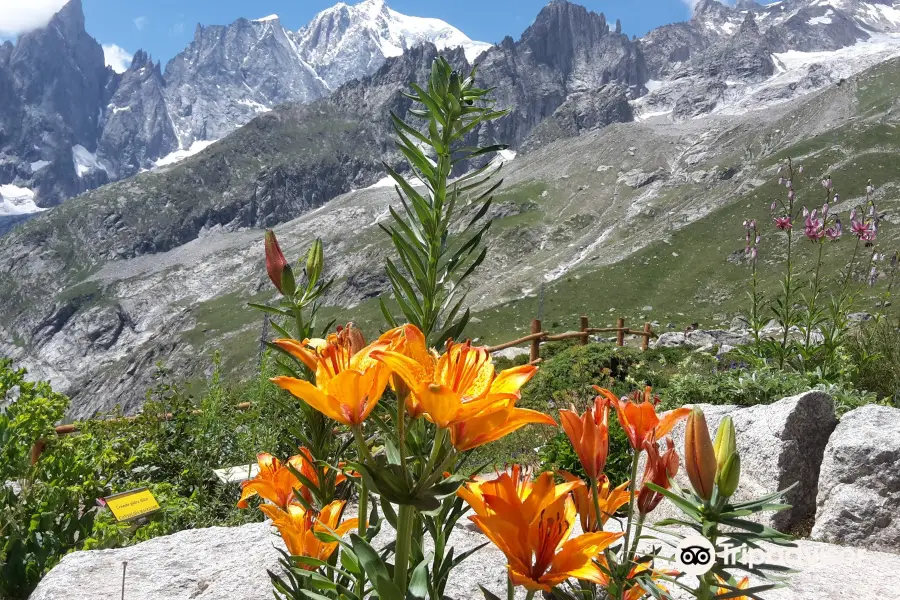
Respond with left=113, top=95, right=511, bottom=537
left=849, top=319, right=900, bottom=406
left=0, top=359, right=103, bottom=599
left=659, top=367, right=813, bottom=409
left=0, top=354, right=305, bottom=598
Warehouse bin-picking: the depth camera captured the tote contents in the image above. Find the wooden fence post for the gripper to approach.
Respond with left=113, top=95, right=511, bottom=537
left=616, top=317, right=625, bottom=347
left=579, top=315, right=589, bottom=346
left=642, top=322, right=652, bottom=351
left=530, top=319, right=542, bottom=363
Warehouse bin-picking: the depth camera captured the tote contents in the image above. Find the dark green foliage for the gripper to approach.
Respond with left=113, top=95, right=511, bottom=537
left=0, top=354, right=303, bottom=598
left=0, top=359, right=103, bottom=599
left=848, top=318, right=900, bottom=406
left=379, top=57, right=509, bottom=347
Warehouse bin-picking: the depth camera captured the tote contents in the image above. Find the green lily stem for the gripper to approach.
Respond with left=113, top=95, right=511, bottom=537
left=507, top=575, right=514, bottom=600
left=523, top=591, right=536, bottom=600
left=351, top=426, right=375, bottom=466
left=356, top=479, right=368, bottom=596
left=397, top=387, right=409, bottom=479
left=590, top=477, right=603, bottom=531
left=617, top=449, right=642, bottom=600
left=394, top=504, right=416, bottom=593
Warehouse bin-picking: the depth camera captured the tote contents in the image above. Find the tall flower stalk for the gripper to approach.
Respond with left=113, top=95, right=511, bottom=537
left=769, top=160, right=803, bottom=369
left=379, top=57, right=508, bottom=348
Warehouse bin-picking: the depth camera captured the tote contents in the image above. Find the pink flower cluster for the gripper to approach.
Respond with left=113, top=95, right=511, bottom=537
left=850, top=207, right=878, bottom=245
left=802, top=201, right=842, bottom=243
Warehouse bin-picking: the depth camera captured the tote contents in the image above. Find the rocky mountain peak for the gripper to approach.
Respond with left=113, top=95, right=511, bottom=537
left=692, top=0, right=729, bottom=20
left=740, top=10, right=760, bottom=35
left=52, top=0, right=87, bottom=38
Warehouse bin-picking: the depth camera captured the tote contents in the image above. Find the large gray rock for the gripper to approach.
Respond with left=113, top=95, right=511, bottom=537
left=31, top=498, right=900, bottom=600
left=30, top=511, right=523, bottom=600
left=29, top=523, right=281, bottom=600
left=811, top=404, right=900, bottom=553
left=645, top=391, right=837, bottom=531
left=652, top=329, right=752, bottom=351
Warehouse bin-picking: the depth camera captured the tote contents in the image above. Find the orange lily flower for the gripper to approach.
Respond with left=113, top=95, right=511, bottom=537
left=560, top=394, right=610, bottom=481
left=237, top=452, right=305, bottom=509
left=560, top=472, right=629, bottom=532
left=370, top=326, right=537, bottom=428
left=458, top=467, right=623, bottom=592
left=237, top=448, right=348, bottom=509
left=637, top=436, right=680, bottom=515
left=449, top=404, right=556, bottom=451
left=261, top=500, right=358, bottom=566
left=716, top=574, right=751, bottom=600
left=622, top=561, right=678, bottom=600
left=602, top=386, right=689, bottom=451
left=271, top=324, right=400, bottom=426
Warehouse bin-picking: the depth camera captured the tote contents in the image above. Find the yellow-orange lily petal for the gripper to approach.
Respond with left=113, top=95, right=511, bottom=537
left=237, top=452, right=305, bottom=509
left=271, top=348, right=389, bottom=426
left=459, top=468, right=623, bottom=593
left=450, top=406, right=557, bottom=451
left=261, top=500, right=357, bottom=566
left=602, top=386, right=689, bottom=451
left=716, top=575, right=751, bottom=600
left=560, top=394, right=610, bottom=482
left=272, top=338, right=319, bottom=372
left=637, top=436, right=680, bottom=515
left=371, top=328, right=536, bottom=429
left=560, top=471, right=629, bottom=532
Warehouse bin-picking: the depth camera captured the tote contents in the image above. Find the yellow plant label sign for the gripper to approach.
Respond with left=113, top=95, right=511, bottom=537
left=104, top=488, right=160, bottom=522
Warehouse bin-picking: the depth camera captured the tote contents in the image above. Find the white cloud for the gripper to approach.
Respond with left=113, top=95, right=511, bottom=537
left=103, top=44, right=133, bottom=74
left=0, top=0, right=67, bottom=36
left=133, top=16, right=148, bottom=30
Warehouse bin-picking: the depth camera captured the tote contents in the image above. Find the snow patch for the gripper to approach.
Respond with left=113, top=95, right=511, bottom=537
left=0, top=185, right=46, bottom=216
left=366, top=176, right=398, bottom=189
left=808, top=9, right=833, bottom=25
left=493, top=149, right=517, bottom=165
left=236, top=98, right=271, bottom=113
left=72, top=145, right=108, bottom=177
left=253, top=14, right=280, bottom=22
left=153, top=140, right=217, bottom=168
left=111, top=105, right=132, bottom=114
left=30, top=160, right=50, bottom=172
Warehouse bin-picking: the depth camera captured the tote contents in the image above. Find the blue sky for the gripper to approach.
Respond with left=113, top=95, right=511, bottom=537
left=1, top=0, right=700, bottom=72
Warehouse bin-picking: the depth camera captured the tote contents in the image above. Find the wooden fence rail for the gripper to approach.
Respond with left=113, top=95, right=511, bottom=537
left=42, top=315, right=653, bottom=445
left=486, top=315, right=656, bottom=363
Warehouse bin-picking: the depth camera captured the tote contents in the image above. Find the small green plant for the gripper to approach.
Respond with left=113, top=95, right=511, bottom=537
left=0, top=359, right=102, bottom=599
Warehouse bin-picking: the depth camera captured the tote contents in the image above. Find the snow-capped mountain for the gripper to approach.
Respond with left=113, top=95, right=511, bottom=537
left=0, top=0, right=491, bottom=214
left=293, top=0, right=492, bottom=89
left=636, top=0, right=900, bottom=119
left=3, top=0, right=900, bottom=225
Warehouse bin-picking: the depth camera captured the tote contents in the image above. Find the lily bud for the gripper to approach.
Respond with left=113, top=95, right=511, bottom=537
left=713, top=416, right=736, bottom=475
left=265, top=230, right=295, bottom=296
left=305, top=239, right=324, bottom=287
left=717, top=452, right=741, bottom=498
left=685, top=408, right=717, bottom=501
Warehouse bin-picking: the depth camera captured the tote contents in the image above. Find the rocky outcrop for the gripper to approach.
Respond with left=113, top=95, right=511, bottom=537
left=646, top=391, right=838, bottom=531
left=520, top=85, right=633, bottom=152
left=0, top=0, right=114, bottom=207
left=163, top=17, right=329, bottom=148
left=476, top=0, right=647, bottom=149
left=98, top=51, right=178, bottom=179
left=31, top=501, right=900, bottom=600
left=29, top=523, right=281, bottom=600
left=812, top=405, right=900, bottom=553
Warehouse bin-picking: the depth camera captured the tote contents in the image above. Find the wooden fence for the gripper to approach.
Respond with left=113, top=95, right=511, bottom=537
left=486, top=315, right=657, bottom=364
left=41, top=316, right=654, bottom=444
